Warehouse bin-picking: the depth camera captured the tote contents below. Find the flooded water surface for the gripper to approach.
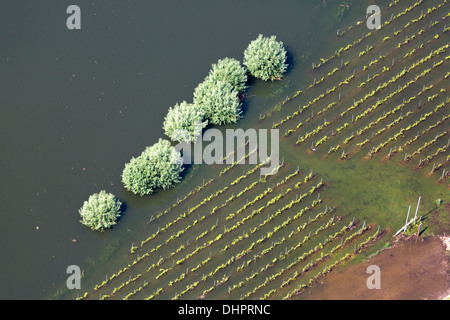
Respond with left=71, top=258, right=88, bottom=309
left=1, top=0, right=357, bottom=299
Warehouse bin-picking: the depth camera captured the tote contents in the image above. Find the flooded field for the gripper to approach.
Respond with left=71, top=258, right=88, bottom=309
left=1, top=0, right=448, bottom=300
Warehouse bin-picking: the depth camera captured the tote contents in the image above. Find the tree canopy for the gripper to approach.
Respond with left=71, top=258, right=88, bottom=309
left=79, top=190, right=122, bottom=232
left=243, top=34, right=288, bottom=81
left=120, top=34, right=288, bottom=200
left=163, top=101, right=208, bottom=143
left=122, top=138, right=183, bottom=196
left=208, top=57, right=248, bottom=93
left=193, top=77, right=242, bottom=125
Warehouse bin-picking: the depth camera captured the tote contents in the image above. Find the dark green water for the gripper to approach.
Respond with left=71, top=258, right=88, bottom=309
left=0, top=0, right=390, bottom=299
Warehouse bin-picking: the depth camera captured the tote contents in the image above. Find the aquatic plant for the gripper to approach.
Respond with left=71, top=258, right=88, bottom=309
left=79, top=190, right=122, bottom=232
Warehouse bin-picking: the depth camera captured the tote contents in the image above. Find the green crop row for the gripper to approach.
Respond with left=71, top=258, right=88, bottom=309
left=419, top=143, right=449, bottom=169
left=240, top=215, right=342, bottom=299
left=83, top=161, right=278, bottom=298
left=281, top=224, right=374, bottom=300
left=337, top=0, right=401, bottom=38
left=171, top=182, right=326, bottom=299
left=296, top=119, right=331, bottom=144
left=394, top=109, right=449, bottom=156
left=243, top=217, right=357, bottom=299
left=223, top=182, right=324, bottom=254
left=139, top=160, right=269, bottom=249
left=352, top=81, right=437, bottom=140
left=405, top=131, right=448, bottom=162
left=369, top=101, right=449, bottom=159
left=316, top=0, right=426, bottom=70
left=267, top=0, right=435, bottom=129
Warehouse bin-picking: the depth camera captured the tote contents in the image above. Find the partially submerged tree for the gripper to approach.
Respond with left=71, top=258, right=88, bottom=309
left=122, top=138, right=183, bottom=196
left=193, top=77, right=242, bottom=125
left=243, top=34, right=288, bottom=81
left=208, top=57, right=248, bottom=93
left=163, top=101, right=208, bottom=143
left=79, top=190, right=122, bottom=232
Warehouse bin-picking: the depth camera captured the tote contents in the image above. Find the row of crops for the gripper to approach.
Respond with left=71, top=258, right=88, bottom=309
left=76, top=0, right=447, bottom=300
left=77, top=154, right=383, bottom=300
left=269, top=0, right=449, bottom=184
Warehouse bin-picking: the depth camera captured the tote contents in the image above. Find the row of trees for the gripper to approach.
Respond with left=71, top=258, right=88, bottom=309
left=164, top=35, right=288, bottom=142
left=80, top=34, right=288, bottom=231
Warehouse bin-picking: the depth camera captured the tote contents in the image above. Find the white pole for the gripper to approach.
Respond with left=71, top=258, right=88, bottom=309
left=414, top=196, right=421, bottom=220
left=405, top=205, right=411, bottom=229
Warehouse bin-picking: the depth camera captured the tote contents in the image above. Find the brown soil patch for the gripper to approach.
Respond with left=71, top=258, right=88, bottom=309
left=303, top=235, right=450, bottom=300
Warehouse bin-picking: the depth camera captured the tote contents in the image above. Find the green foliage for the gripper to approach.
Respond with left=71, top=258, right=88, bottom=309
left=79, top=190, right=122, bottom=232
left=243, top=34, right=288, bottom=81
left=122, top=138, right=183, bottom=196
left=193, top=77, right=242, bottom=125
left=163, top=101, right=207, bottom=143
left=208, top=57, right=248, bottom=93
